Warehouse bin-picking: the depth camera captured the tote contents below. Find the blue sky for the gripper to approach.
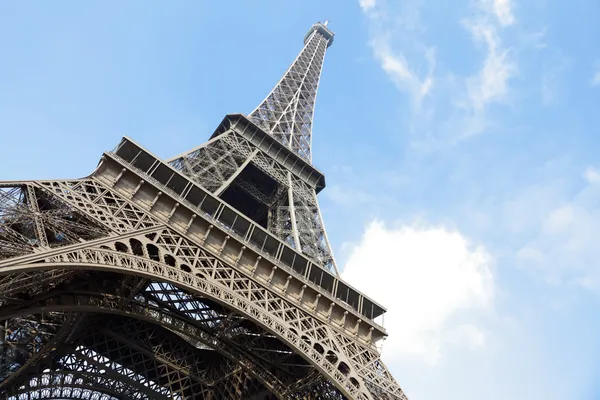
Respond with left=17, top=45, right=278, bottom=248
left=1, top=1, right=599, bottom=399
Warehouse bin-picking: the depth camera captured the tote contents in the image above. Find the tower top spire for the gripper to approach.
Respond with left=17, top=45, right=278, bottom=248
left=248, top=22, right=334, bottom=162
left=303, top=21, right=334, bottom=47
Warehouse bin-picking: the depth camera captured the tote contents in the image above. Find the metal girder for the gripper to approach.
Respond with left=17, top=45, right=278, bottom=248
left=0, top=220, right=405, bottom=399
left=0, top=304, right=282, bottom=399
left=165, top=23, right=340, bottom=273
left=169, top=117, right=339, bottom=274
left=0, top=313, right=85, bottom=390
left=0, top=21, right=409, bottom=400
left=249, top=22, right=333, bottom=162
left=0, top=172, right=407, bottom=399
left=0, top=184, right=109, bottom=260
left=9, top=384, right=121, bottom=400
left=169, top=131, right=248, bottom=194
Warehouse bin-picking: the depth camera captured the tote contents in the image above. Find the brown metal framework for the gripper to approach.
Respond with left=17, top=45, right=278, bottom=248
left=0, top=22, right=409, bottom=400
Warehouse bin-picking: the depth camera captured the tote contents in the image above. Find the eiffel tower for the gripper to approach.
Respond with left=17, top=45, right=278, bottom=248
left=0, top=22, right=408, bottom=400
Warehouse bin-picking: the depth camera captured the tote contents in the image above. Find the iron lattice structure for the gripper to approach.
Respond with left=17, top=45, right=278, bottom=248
left=0, top=22, right=409, bottom=400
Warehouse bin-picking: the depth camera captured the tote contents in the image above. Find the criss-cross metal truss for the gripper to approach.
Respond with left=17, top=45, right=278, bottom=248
left=168, top=22, right=337, bottom=274
left=0, top=22, right=409, bottom=400
left=248, top=21, right=332, bottom=162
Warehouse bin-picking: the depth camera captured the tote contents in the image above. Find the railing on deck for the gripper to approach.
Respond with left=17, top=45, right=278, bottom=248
left=107, top=137, right=386, bottom=324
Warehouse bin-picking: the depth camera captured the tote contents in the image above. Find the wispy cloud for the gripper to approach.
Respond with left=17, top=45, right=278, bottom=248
left=540, top=54, right=569, bottom=106
left=492, top=0, right=516, bottom=26
left=463, top=18, right=516, bottom=112
left=358, top=0, right=376, bottom=12
left=521, top=28, right=548, bottom=49
left=358, top=0, right=435, bottom=108
left=371, top=38, right=435, bottom=106
left=456, top=0, right=517, bottom=139
left=584, top=166, right=600, bottom=184
left=591, top=68, right=600, bottom=86
left=325, top=184, right=375, bottom=208
left=514, top=166, right=600, bottom=290
left=358, top=0, right=518, bottom=143
left=350, top=1, right=598, bottom=398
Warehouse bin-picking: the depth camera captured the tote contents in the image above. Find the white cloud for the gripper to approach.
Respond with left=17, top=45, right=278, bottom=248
left=435, top=0, right=517, bottom=141
left=541, top=205, right=574, bottom=235
left=463, top=3, right=517, bottom=114
left=465, top=21, right=515, bottom=111
left=358, top=0, right=435, bottom=107
left=492, top=0, right=515, bottom=26
left=590, top=60, right=600, bottom=86
left=371, top=39, right=435, bottom=105
left=540, top=56, right=569, bottom=107
left=342, top=221, right=494, bottom=365
left=359, top=0, right=376, bottom=12
left=515, top=167, right=600, bottom=290
left=521, top=28, right=548, bottom=50
left=325, top=184, right=374, bottom=208
left=358, top=0, right=517, bottom=144
left=584, top=166, right=600, bottom=184
left=350, top=1, right=597, bottom=398
left=448, top=324, right=486, bottom=349
left=515, top=246, right=544, bottom=263
left=591, top=69, right=600, bottom=86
